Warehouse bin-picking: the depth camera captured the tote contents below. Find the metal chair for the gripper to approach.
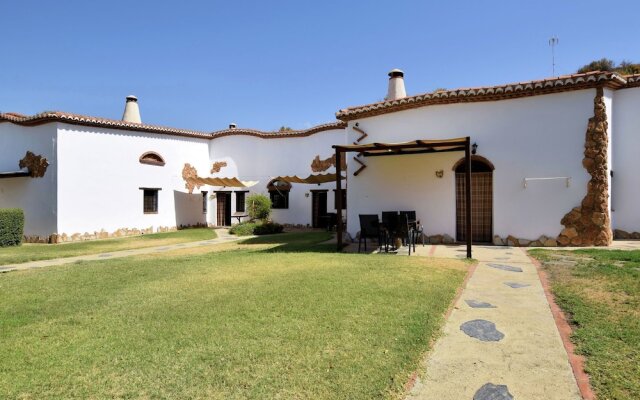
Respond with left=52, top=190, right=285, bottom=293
left=381, top=211, right=399, bottom=252
left=397, top=213, right=416, bottom=255
left=358, top=214, right=382, bottom=253
left=400, top=211, right=424, bottom=246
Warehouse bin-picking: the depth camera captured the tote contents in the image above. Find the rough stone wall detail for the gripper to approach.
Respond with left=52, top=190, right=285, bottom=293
left=24, top=223, right=213, bottom=244
left=19, top=151, right=49, bottom=177
left=182, top=163, right=203, bottom=194
left=614, top=229, right=640, bottom=240
left=210, top=161, right=227, bottom=173
left=310, top=153, right=347, bottom=172
left=557, top=87, right=612, bottom=247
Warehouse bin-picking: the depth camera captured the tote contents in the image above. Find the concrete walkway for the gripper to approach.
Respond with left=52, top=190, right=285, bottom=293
left=0, top=229, right=244, bottom=273
left=406, top=245, right=582, bottom=400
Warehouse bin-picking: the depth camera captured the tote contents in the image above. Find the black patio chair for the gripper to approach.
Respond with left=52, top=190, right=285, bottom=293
left=381, top=211, right=399, bottom=251
left=358, top=214, right=382, bottom=253
left=400, top=211, right=425, bottom=246
left=397, top=213, right=416, bottom=255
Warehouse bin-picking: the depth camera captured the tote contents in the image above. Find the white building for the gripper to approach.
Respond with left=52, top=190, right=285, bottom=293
left=1, top=70, right=639, bottom=246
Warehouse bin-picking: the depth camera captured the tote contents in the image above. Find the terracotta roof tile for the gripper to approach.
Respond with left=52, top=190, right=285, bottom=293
left=0, top=111, right=211, bottom=139
left=209, top=122, right=346, bottom=139
left=0, top=110, right=346, bottom=140
left=336, top=71, right=631, bottom=121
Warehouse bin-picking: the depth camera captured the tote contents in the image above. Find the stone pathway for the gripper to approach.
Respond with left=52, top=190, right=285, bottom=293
left=0, top=229, right=244, bottom=273
left=406, top=245, right=582, bottom=400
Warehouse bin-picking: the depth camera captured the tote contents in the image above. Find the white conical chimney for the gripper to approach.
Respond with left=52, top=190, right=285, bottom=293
left=386, top=69, right=406, bottom=101
left=122, top=95, right=141, bottom=123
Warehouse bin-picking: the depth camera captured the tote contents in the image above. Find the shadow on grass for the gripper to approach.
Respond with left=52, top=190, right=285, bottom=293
left=238, top=232, right=336, bottom=253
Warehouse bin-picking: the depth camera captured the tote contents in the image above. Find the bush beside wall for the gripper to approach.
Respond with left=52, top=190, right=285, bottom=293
left=0, top=209, right=25, bottom=247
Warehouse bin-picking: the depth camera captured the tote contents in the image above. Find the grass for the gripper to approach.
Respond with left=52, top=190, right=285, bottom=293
left=0, top=232, right=467, bottom=399
left=530, top=248, right=640, bottom=400
left=0, top=228, right=216, bottom=266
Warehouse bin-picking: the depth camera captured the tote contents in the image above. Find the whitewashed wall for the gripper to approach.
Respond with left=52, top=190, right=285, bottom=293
left=345, top=89, right=597, bottom=241
left=208, top=129, right=346, bottom=226
left=0, top=123, right=58, bottom=238
left=56, top=123, right=210, bottom=235
left=612, top=86, right=640, bottom=232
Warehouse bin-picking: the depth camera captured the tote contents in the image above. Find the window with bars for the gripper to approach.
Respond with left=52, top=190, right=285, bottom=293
left=236, top=191, right=247, bottom=213
left=267, top=179, right=291, bottom=209
left=142, top=189, right=159, bottom=213
left=202, top=191, right=208, bottom=214
left=269, top=191, right=289, bottom=209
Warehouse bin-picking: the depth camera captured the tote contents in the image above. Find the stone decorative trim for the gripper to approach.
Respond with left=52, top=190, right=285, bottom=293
left=19, top=151, right=49, bottom=177
left=493, top=235, right=558, bottom=247
left=24, top=223, right=214, bottom=244
left=182, top=163, right=203, bottom=194
left=557, top=87, right=612, bottom=247
left=336, top=71, right=627, bottom=121
left=210, top=161, right=227, bottom=173
left=310, top=153, right=347, bottom=172
left=613, top=229, right=640, bottom=240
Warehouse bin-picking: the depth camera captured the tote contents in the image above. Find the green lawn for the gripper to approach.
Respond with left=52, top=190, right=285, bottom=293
left=0, top=228, right=216, bottom=265
left=0, top=233, right=467, bottom=399
left=530, top=249, right=640, bottom=400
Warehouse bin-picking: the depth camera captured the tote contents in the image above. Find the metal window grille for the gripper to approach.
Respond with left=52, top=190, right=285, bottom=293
left=143, top=189, right=158, bottom=213
left=202, top=191, right=208, bottom=213
left=270, top=191, right=289, bottom=209
left=236, top=192, right=246, bottom=212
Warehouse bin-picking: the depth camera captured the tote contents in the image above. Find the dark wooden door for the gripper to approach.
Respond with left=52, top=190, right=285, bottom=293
left=312, top=191, right=328, bottom=228
left=456, top=172, right=493, bottom=243
left=216, top=192, right=232, bottom=226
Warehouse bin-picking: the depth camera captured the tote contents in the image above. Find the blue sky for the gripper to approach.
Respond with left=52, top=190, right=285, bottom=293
left=1, top=0, right=639, bottom=132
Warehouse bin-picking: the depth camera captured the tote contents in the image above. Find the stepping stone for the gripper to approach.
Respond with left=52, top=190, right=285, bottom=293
left=0, top=267, right=14, bottom=272
left=473, top=383, right=514, bottom=400
left=494, top=257, right=510, bottom=260
left=487, top=263, right=523, bottom=272
left=465, top=300, right=497, bottom=308
left=460, top=319, right=504, bottom=342
left=504, top=282, right=530, bottom=288
left=175, top=244, right=186, bottom=247
left=98, top=254, right=112, bottom=258
left=157, top=247, right=170, bottom=250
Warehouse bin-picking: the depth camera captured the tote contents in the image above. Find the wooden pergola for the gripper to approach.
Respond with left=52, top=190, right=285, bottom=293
left=332, top=136, right=473, bottom=258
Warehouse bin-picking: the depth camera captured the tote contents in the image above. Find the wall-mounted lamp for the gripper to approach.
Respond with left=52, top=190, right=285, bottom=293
left=305, top=192, right=310, bottom=198
left=472, top=142, right=478, bottom=155
left=435, top=169, right=444, bottom=178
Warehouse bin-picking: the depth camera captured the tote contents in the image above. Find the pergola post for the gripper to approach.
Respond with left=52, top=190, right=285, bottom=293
left=465, top=137, right=472, bottom=258
left=335, top=148, right=343, bottom=251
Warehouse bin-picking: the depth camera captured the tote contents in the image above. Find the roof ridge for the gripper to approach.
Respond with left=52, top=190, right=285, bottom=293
left=336, top=71, right=630, bottom=121
left=209, top=121, right=347, bottom=139
left=0, top=110, right=211, bottom=139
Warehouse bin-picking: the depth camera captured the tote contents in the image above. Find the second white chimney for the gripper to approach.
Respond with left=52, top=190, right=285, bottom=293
left=386, top=69, right=406, bottom=101
left=122, top=95, right=142, bottom=123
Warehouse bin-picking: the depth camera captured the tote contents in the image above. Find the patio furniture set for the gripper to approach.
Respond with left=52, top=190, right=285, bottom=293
left=358, top=211, right=424, bottom=254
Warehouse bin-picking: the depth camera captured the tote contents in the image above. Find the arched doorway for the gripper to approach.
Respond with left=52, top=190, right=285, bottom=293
left=453, top=156, right=494, bottom=243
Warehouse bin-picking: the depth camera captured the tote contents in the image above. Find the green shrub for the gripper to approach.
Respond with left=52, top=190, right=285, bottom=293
left=253, top=222, right=284, bottom=235
left=229, top=222, right=258, bottom=236
left=246, top=193, right=271, bottom=221
left=0, top=208, right=24, bottom=247
left=229, top=221, right=284, bottom=236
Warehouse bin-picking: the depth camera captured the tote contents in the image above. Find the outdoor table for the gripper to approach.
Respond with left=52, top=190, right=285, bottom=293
left=232, top=213, right=248, bottom=224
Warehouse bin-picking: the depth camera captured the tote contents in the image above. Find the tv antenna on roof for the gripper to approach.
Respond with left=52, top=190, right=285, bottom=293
left=549, top=36, right=559, bottom=76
